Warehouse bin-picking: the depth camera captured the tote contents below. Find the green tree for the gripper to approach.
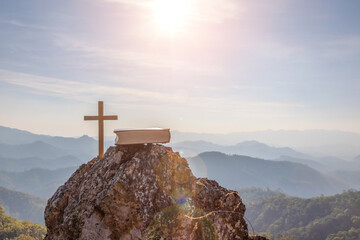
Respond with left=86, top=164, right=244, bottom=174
left=0, top=206, right=46, bottom=240
left=245, top=190, right=360, bottom=240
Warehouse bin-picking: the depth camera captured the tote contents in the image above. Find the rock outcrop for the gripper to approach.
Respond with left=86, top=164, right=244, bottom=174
left=45, top=144, right=266, bottom=240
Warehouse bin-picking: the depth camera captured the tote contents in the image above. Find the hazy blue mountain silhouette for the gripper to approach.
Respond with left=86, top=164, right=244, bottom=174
left=0, top=125, right=93, bottom=145
left=171, top=130, right=360, bottom=160
left=0, top=125, right=357, bottom=198
left=0, top=167, right=77, bottom=198
left=0, top=186, right=46, bottom=224
left=0, top=125, right=118, bottom=163
left=328, top=170, right=360, bottom=189
left=314, top=155, right=360, bottom=171
left=275, top=156, right=326, bottom=172
left=0, top=155, right=82, bottom=172
left=188, top=152, right=349, bottom=198
left=170, top=140, right=309, bottom=159
left=171, top=129, right=360, bottom=147
left=171, top=140, right=360, bottom=172
left=0, top=126, right=47, bottom=145
left=0, top=141, right=71, bottom=159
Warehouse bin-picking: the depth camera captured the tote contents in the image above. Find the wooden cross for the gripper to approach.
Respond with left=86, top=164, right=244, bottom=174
left=84, top=101, right=118, bottom=158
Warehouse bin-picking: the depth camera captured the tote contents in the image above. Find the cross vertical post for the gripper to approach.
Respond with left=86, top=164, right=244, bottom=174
left=84, top=101, right=118, bottom=158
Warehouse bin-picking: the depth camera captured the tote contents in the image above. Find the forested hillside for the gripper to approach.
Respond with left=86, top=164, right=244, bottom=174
left=0, top=187, right=46, bottom=224
left=245, top=190, right=360, bottom=240
left=237, top=187, right=283, bottom=203
left=0, top=206, right=46, bottom=240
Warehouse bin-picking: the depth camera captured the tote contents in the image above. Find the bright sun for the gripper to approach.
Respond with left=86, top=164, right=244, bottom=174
left=152, top=0, right=192, bottom=34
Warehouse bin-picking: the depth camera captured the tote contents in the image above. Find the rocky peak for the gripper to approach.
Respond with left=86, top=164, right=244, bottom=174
left=44, top=144, right=266, bottom=240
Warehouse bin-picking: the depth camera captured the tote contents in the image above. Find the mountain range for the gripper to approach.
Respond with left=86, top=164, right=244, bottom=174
left=188, top=152, right=349, bottom=198
left=0, top=125, right=113, bottom=161
left=328, top=169, right=360, bottom=190
left=0, top=167, right=77, bottom=198
left=0, top=155, right=82, bottom=172
left=171, top=140, right=360, bottom=173
left=0, top=125, right=359, bottom=199
left=0, top=141, right=70, bottom=159
left=171, top=130, right=360, bottom=160
left=0, top=125, right=358, bottom=231
left=0, top=126, right=115, bottom=171
left=169, top=140, right=309, bottom=159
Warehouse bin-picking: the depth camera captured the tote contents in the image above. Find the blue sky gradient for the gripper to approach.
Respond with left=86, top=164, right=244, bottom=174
left=0, top=0, right=359, bottom=136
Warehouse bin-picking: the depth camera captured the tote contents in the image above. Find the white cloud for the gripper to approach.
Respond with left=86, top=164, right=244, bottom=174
left=0, top=69, right=303, bottom=118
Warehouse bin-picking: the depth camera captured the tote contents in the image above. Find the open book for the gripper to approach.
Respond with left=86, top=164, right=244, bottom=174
left=114, top=128, right=171, bottom=145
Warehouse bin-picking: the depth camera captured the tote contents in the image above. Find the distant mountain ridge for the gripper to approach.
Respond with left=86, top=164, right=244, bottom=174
left=328, top=170, right=360, bottom=189
left=0, top=126, right=105, bottom=199
left=171, top=140, right=360, bottom=172
left=0, top=141, right=71, bottom=159
left=171, top=129, right=360, bottom=146
left=0, top=125, right=93, bottom=146
left=0, top=139, right=85, bottom=172
left=170, top=140, right=309, bottom=159
left=0, top=125, right=358, bottom=198
left=171, top=130, right=360, bottom=160
left=0, top=125, right=106, bottom=160
left=188, top=151, right=349, bottom=198
left=0, top=167, right=77, bottom=198
left=0, top=125, right=112, bottom=148
left=0, top=155, right=82, bottom=172
left=274, top=155, right=326, bottom=172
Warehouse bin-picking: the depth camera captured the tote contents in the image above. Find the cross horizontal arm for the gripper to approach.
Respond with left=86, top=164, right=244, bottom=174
left=84, top=115, right=118, bottom=121
left=84, top=116, right=100, bottom=121
left=84, top=101, right=118, bottom=158
left=103, top=115, right=118, bottom=120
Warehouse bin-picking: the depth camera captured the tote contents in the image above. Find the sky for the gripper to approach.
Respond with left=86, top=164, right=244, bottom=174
left=0, top=0, right=359, bottom=137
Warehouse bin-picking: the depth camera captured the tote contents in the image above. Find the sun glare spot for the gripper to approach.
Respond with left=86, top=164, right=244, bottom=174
left=152, top=0, right=192, bottom=34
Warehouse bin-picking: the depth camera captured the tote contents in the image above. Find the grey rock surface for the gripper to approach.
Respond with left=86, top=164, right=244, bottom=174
left=44, top=144, right=266, bottom=240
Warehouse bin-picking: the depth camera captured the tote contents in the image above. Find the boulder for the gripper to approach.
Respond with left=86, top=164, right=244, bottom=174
left=45, top=144, right=266, bottom=240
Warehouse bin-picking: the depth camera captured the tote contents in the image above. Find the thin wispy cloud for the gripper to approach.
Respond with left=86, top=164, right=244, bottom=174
left=0, top=68, right=301, bottom=117
left=52, top=34, right=170, bottom=69
left=0, top=69, right=170, bottom=104
left=322, top=35, right=360, bottom=57
left=52, top=33, right=223, bottom=76
left=0, top=19, right=51, bottom=30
